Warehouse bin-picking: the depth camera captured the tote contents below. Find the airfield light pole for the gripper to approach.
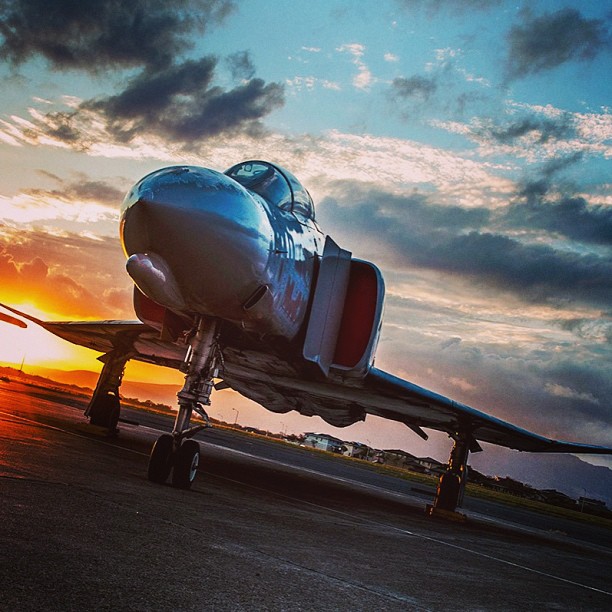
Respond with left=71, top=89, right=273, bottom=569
left=232, top=408, right=239, bottom=426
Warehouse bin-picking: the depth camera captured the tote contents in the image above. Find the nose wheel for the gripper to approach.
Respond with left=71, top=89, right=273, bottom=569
left=172, top=440, right=200, bottom=488
left=147, top=434, right=174, bottom=484
left=147, top=317, right=219, bottom=489
left=148, top=434, right=203, bottom=489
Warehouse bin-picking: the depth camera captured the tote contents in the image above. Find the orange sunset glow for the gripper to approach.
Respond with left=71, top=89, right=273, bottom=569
left=1, top=0, right=610, bottom=490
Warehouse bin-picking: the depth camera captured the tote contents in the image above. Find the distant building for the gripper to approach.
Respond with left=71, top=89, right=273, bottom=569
left=382, top=449, right=418, bottom=468
left=341, top=442, right=369, bottom=459
left=489, top=476, right=539, bottom=500
left=578, top=496, right=608, bottom=515
left=416, top=457, right=445, bottom=475
left=380, top=450, right=445, bottom=475
left=303, top=433, right=343, bottom=453
left=538, top=489, right=577, bottom=510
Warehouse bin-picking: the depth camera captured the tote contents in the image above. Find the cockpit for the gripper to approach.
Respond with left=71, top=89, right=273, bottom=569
left=225, top=161, right=315, bottom=221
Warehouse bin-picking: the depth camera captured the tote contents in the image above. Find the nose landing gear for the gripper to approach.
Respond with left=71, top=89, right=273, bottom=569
left=147, top=317, right=220, bottom=489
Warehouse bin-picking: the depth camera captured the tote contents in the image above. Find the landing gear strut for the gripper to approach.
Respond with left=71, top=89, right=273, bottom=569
left=86, top=349, right=131, bottom=434
left=430, top=431, right=482, bottom=517
left=147, top=317, right=220, bottom=489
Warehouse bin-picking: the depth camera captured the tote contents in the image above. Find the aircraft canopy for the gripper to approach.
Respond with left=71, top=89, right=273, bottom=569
left=225, top=160, right=315, bottom=220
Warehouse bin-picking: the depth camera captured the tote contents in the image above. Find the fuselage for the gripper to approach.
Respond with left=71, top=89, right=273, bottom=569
left=120, top=162, right=324, bottom=340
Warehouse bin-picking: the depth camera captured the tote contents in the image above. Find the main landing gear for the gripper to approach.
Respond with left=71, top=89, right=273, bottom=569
left=147, top=317, right=220, bottom=489
left=86, top=349, right=131, bottom=434
left=429, top=431, right=482, bottom=518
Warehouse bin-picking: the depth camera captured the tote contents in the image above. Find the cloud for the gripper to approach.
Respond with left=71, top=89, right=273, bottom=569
left=286, top=76, right=341, bottom=93
left=86, top=57, right=284, bottom=143
left=505, top=8, right=610, bottom=80
left=318, top=182, right=612, bottom=310
left=379, top=303, right=612, bottom=444
left=0, top=0, right=234, bottom=72
left=503, top=167, right=612, bottom=246
left=0, top=1, right=283, bottom=147
left=96, top=59, right=282, bottom=144
left=390, top=75, right=437, bottom=102
left=494, top=153, right=612, bottom=246
left=432, top=103, right=612, bottom=161
left=225, top=50, right=256, bottom=80
left=559, top=318, right=612, bottom=344
left=0, top=229, right=132, bottom=318
left=337, top=43, right=373, bottom=90
left=0, top=247, right=106, bottom=318
left=38, top=58, right=284, bottom=147
left=35, top=171, right=126, bottom=207
left=0, top=173, right=126, bottom=232
left=388, top=46, right=495, bottom=121
left=484, top=115, right=574, bottom=144
left=545, top=383, right=600, bottom=406
left=505, top=193, right=612, bottom=247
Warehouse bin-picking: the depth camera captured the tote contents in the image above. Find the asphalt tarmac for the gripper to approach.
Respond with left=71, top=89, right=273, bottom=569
left=1, top=381, right=610, bottom=611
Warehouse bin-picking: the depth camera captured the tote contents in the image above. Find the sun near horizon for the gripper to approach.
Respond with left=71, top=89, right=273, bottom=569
left=0, top=301, right=183, bottom=385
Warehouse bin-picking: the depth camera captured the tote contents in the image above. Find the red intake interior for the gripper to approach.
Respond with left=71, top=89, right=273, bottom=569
left=333, top=261, right=378, bottom=368
left=134, top=287, right=166, bottom=326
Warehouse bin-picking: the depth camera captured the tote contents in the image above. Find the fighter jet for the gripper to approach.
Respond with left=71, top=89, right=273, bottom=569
left=3, top=161, right=611, bottom=513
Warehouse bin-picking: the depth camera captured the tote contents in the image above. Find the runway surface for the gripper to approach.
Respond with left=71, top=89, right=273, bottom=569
left=0, top=381, right=610, bottom=611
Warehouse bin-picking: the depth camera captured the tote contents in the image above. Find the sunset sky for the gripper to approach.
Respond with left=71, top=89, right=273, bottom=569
left=0, top=0, right=610, bottom=468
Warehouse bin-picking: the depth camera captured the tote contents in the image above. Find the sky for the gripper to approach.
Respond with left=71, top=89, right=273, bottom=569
left=0, top=0, right=611, bottom=473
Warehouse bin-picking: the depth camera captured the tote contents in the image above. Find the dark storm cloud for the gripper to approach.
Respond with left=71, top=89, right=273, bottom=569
left=501, top=155, right=612, bottom=246
left=0, top=1, right=283, bottom=145
left=319, top=183, right=612, bottom=309
left=505, top=8, right=610, bottom=80
left=505, top=194, right=612, bottom=246
left=0, top=0, right=234, bottom=71
left=390, top=76, right=437, bottom=102
left=426, top=232, right=611, bottom=307
left=87, top=57, right=284, bottom=142
left=321, top=185, right=489, bottom=235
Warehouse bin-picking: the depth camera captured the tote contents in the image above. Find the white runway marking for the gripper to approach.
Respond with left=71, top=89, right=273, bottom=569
left=4, top=409, right=611, bottom=598
left=212, top=470, right=612, bottom=597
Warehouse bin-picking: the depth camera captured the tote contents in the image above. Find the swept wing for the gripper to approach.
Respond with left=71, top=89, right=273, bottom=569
left=3, top=304, right=609, bottom=456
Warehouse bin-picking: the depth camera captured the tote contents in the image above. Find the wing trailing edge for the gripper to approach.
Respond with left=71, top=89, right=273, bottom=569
left=2, top=302, right=610, bottom=456
left=367, top=368, right=612, bottom=455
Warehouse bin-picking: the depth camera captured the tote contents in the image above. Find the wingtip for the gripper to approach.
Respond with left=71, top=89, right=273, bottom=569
left=0, top=308, right=28, bottom=329
left=0, top=303, right=43, bottom=327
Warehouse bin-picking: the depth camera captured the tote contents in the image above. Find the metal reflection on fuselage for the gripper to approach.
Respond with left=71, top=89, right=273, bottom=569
left=120, top=164, right=324, bottom=340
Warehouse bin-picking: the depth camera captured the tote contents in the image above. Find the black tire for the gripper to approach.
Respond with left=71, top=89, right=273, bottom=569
left=89, top=393, right=120, bottom=431
left=148, top=434, right=174, bottom=484
left=435, top=471, right=461, bottom=511
left=171, top=440, right=200, bottom=489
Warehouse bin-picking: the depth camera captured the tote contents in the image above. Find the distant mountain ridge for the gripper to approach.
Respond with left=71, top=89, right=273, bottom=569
left=472, top=447, right=612, bottom=507
left=26, top=366, right=179, bottom=406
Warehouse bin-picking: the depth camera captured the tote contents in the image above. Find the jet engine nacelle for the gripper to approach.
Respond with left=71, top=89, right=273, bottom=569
left=133, top=286, right=191, bottom=343
left=303, top=237, right=384, bottom=378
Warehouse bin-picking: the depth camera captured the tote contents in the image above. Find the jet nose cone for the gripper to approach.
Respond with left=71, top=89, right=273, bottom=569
left=121, top=166, right=274, bottom=317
